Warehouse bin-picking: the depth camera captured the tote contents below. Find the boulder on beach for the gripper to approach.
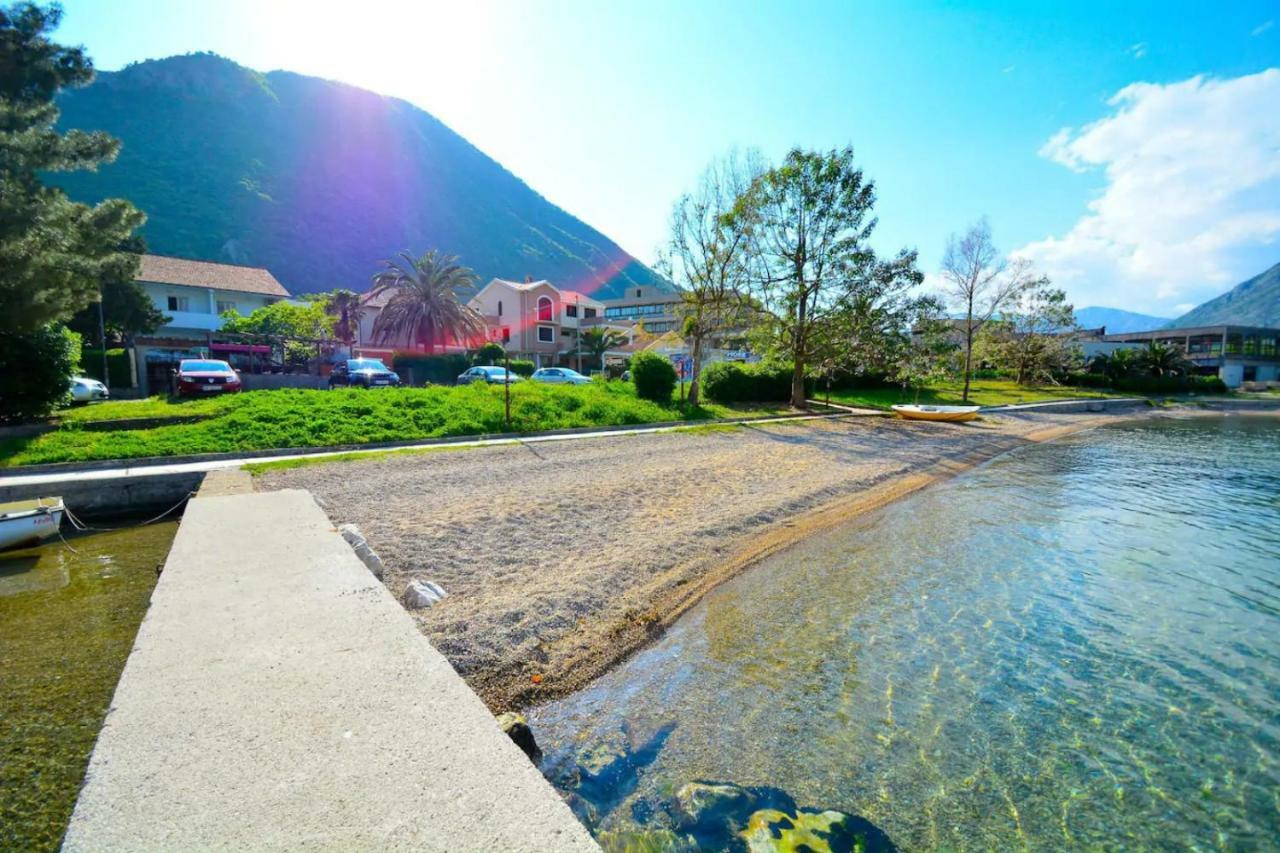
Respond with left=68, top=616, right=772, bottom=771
left=495, top=711, right=540, bottom=761
left=673, top=781, right=756, bottom=831
left=402, top=579, right=447, bottom=609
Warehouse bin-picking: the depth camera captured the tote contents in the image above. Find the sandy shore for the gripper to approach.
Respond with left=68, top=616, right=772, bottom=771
left=256, top=408, right=1151, bottom=711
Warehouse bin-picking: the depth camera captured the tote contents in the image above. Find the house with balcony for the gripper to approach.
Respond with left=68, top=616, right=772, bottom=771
left=131, top=254, right=290, bottom=393
left=357, top=277, right=633, bottom=370
left=1100, top=324, right=1280, bottom=388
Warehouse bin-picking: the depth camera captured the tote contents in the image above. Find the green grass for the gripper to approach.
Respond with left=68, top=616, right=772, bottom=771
left=2, top=384, right=718, bottom=468
left=55, top=395, right=233, bottom=424
left=825, top=379, right=1125, bottom=410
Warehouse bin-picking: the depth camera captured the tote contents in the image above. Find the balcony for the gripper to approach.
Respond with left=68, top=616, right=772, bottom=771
left=159, top=310, right=224, bottom=333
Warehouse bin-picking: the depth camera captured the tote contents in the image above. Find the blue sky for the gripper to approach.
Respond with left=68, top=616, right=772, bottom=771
left=55, top=1, right=1280, bottom=315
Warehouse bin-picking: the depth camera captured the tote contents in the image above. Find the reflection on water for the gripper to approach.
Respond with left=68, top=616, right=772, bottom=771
left=0, top=522, right=174, bottom=852
left=531, top=416, right=1280, bottom=850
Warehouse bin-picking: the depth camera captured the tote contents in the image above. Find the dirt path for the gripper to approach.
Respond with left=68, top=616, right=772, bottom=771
left=256, top=409, right=1134, bottom=711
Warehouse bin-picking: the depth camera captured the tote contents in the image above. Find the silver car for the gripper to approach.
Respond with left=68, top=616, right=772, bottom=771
left=69, top=376, right=109, bottom=403
left=531, top=367, right=591, bottom=385
left=457, top=366, right=522, bottom=385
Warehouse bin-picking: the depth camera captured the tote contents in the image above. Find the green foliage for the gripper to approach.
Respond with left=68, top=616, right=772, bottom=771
left=219, top=300, right=333, bottom=340
left=0, top=324, right=81, bottom=422
left=67, top=266, right=169, bottom=344
left=1, top=383, right=715, bottom=466
left=980, top=283, right=1077, bottom=385
left=507, top=359, right=535, bottom=377
left=473, top=341, right=506, bottom=365
left=630, top=351, right=677, bottom=403
left=369, top=251, right=486, bottom=352
left=1067, top=372, right=1227, bottom=395
left=701, top=362, right=796, bottom=403
left=577, top=326, right=629, bottom=371
left=321, top=289, right=364, bottom=347
left=0, top=3, right=146, bottom=332
left=80, top=347, right=131, bottom=386
left=390, top=352, right=470, bottom=385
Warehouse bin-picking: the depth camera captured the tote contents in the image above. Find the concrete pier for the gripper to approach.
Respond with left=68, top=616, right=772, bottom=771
left=63, top=488, right=596, bottom=851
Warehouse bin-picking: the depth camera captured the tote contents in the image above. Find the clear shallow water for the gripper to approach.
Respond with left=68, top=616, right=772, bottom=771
left=0, top=522, right=173, bottom=851
left=531, top=416, right=1280, bottom=850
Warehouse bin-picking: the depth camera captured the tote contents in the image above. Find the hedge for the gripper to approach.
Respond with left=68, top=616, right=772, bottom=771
left=391, top=352, right=471, bottom=385
left=1065, top=372, right=1227, bottom=394
left=81, top=348, right=132, bottom=387
left=701, top=361, right=809, bottom=403
left=0, top=325, right=81, bottom=423
left=508, top=359, right=535, bottom=377
left=630, top=351, right=677, bottom=403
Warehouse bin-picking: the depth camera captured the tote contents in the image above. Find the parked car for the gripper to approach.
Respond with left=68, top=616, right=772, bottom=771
left=531, top=367, right=591, bottom=385
left=174, top=359, right=242, bottom=397
left=68, top=376, right=109, bottom=404
left=328, top=358, right=402, bottom=389
left=457, top=366, right=522, bottom=385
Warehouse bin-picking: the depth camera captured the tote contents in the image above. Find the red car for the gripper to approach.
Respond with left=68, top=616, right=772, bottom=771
left=174, top=359, right=242, bottom=397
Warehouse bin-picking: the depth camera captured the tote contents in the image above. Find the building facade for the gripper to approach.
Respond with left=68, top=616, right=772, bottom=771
left=600, top=285, right=684, bottom=336
left=131, top=255, right=290, bottom=394
left=1100, top=325, right=1280, bottom=387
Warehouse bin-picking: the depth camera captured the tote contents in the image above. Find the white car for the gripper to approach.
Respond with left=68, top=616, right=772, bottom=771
left=531, top=367, right=592, bottom=385
left=69, top=376, right=109, bottom=403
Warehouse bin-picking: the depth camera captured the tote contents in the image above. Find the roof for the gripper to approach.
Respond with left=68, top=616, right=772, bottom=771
left=137, top=255, right=289, bottom=298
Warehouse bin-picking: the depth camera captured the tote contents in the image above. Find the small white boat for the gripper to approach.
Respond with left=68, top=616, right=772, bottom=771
left=891, top=404, right=981, bottom=422
left=0, top=497, right=65, bottom=552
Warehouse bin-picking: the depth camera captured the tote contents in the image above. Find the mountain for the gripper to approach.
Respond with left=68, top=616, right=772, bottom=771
left=1074, top=306, right=1170, bottom=333
left=1171, top=262, right=1280, bottom=328
left=51, top=53, right=668, bottom=299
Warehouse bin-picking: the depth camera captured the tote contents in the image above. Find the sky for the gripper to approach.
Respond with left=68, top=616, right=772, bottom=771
left=55, top=0, right=1280, bottom=316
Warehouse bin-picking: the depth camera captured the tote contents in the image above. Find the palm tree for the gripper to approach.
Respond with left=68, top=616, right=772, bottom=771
left=325, top=289, right=365, bottom=353
left=579, top=326, right=629, bottom=374
left=369, top=251, right=486, bottom=353
left=1092, top=348, right=1139, bottom=382
left=1138, top=340, right=1191, bottom=377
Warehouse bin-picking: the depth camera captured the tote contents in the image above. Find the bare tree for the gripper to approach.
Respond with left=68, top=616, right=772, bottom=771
left=940, top=219, right=1038, bottom=401
left=657, top=151, right=762, bottom=405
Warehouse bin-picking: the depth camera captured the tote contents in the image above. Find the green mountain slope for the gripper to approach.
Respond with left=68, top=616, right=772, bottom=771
left=52, top=53, right=667, bottom=298
left=1171, top=262, right=1280, bottom=328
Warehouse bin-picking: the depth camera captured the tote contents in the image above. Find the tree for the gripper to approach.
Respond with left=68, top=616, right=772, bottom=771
left=729, top=147, right=922, bottom=407
left=982, top=281, right=1075, bottom=385
left=0, top=3, right=146, bottom=332
left=1091, top=347, right=1140, bottom=382
left=578, top=326, right=628, bottom=373
left=67, top=237, right=168, bottom=346
left=323, top=289, right=364, bottom=352
left=1137, top=340, right=1191, bottom=377
left=369, top=251, right=486, bottom=353
left=940, top=219, right=1039, bottom=401
left=474, top=341, right=506, bottom=365
left=220, top=300, right=333, bottom=340
left=658, top=151, right=761, bottom=405
left=630, top=350, right=677, bottom=403
left=0, top=323, right=79, bottom=422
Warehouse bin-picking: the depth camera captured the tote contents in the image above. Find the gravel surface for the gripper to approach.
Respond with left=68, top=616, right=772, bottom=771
left=256, top=410, right=1119, bottom=711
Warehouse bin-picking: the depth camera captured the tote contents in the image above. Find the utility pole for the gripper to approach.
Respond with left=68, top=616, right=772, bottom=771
left=504, top=349, right=511, bottom=429
left=97, top=289, right=108, bottom=385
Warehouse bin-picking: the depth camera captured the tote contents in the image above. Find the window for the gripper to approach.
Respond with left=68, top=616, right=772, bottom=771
left=167, top=295, right=189, bottom=312
left=565, top=304, right=578, bottom=318
left=562, top=328, right=577, bottom=337
left=636, top=288, right=642, bottom=298
left=537, top=325, right=555, bottom=343
left=502, top=327, right=511, bottom=343
left=537, top=295, right=553, bottom=322
left=216, top=300, right=236, bottom=315
left=497, top=300, right=503, bottom=317
left=584, top=307, right=597, bottom=319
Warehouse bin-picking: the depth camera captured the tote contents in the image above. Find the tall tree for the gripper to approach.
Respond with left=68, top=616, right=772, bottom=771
left=940, top=219, right=1038, bottom=402
left=369, top=251, right=486, bottom=353
left=578, top=325, right=628, bottom=373
left=729, top=147, right=919, bottom=407
left=323, top=288, right=365, bottom=351
left=0, top=2, right=146, bottom=332
left=1137, top=340, right=1191, bottom=377
left=67, top=236, right=168, bottom=346
left=658, top=151, right=761, bottom=405
left=981, top=280, right=1075, bottom=385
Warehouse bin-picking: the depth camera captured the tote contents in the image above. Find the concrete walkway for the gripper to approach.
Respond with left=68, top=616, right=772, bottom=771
left=63, top=489, right=596, bottom=851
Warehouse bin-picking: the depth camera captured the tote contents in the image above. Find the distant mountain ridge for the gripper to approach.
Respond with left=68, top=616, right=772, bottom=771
left=1074, top=306, right=1170, bottom=333
left=51, top=53, right=668, bottom=299
left=1171, top=262, right=1280, bottom=328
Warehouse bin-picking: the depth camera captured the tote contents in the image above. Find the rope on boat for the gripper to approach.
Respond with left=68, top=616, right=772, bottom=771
left=62, top=491, right=195, bottom=534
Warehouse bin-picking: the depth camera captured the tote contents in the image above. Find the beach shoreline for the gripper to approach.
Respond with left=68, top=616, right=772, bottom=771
left=254, top=404, right=1272, bottom=712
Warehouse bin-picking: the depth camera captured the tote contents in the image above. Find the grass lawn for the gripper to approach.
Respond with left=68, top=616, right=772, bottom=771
left=2, top=383, right=725, bottom=468
left=825, top=378, right=1125, bottom=410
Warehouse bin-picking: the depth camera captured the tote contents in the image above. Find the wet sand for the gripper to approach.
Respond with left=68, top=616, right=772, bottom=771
left=256, top=409, right=1143, bottom=711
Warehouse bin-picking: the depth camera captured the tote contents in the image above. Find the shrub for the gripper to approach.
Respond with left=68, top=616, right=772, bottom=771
left=630, top=351, right=677, bottom=403
left=1065, top=371, right=1228, bottom=395
left=701, top=361, right=794, bottom=403
left=391, top=352, right=471, bottom=385
left=1064, top=371, right=1112, bottom=389
left=0, top=325, right=81, bottom=423
left=81, top=347, right=132, bottom=387
left=508, top=359, right=535, bottom=377
left=473, top=342, right=506, bottom=365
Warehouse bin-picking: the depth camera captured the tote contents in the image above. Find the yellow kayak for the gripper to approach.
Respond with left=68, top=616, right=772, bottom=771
left=891, top=404, right=980, bottom=422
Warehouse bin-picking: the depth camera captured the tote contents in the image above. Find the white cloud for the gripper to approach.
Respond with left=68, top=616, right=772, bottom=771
left=1129, top=42, right=1148, bottom=59
left=1253, top=20, right=1274, bottom=37
left=1014, top=69, right=1280, bottom=313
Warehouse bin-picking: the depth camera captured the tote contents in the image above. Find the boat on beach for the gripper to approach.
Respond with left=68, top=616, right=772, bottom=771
left=891, top=404, right=981, bottom=422
left=0, top=498, right=65, bottom=552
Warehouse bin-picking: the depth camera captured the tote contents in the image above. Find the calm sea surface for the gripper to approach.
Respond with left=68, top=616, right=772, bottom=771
left=531, top=416, right=1280, bottom=850
left=0, top=522, right=174, bottom=851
